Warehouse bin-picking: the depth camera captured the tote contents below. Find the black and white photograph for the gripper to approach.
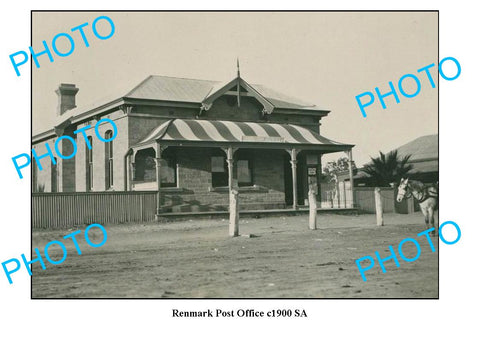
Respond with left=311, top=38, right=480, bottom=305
left=2, top=2, right=478, bottom=339
left=30, top=11, right=438, bottom=298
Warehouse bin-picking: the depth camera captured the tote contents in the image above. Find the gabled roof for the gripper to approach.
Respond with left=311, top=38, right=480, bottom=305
left=34, top=75, right=329, bottom=142
left=125, top=75, right=326, bottom=111
left=200, top=76, right=275, bottom=113
left=125, top=75, right=216, bottom=103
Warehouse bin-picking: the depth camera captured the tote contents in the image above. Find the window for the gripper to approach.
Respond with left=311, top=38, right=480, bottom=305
left=86, top=136, right=93, bottom=191
left=134, top=148, right=156, bottom=181
left=211, top=156, right=228, bottom=187
left=236, top=150, right=254, bottom=187
left=105, top=130, right=114, bottom=189
left=237, top=159, right=253, bottom=186
left=134, top=148, right=177, bottom=187
left=211, top=154, right=254, bottom=188
left=51, top=157, right=58, bottom=193
left=160, top=154, right=177, bottom=187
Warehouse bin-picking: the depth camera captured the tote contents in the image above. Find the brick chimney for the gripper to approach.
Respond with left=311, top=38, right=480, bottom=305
left=55, top=83, right=79, bottom=116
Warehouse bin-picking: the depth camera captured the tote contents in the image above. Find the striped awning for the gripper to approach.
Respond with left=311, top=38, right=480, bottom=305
left=134, top=118, right=352, bottom=149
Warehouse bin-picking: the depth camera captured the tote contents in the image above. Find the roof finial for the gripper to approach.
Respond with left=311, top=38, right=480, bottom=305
left=237, top=58, right=240, bottom=78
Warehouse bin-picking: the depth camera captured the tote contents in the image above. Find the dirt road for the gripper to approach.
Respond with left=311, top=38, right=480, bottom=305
left=32, top=212, right=439, bottom=298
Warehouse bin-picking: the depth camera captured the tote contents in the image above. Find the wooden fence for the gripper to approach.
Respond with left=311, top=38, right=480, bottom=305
left=353, top=187, right=417, bottom=214
left=32, top=191, right=157, bottom=229
left=354, top=187, right=395, bottom=213
left=319, top=182, right=353, bottom=208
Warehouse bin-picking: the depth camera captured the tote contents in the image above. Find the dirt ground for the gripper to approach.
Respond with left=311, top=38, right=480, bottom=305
left=31, top=211, right=439, bottom=298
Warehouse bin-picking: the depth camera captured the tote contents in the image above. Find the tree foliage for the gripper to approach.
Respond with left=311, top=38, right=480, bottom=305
left=322, top=157, right=357, bottom=182
left=363, top=150, right=413, bottom=187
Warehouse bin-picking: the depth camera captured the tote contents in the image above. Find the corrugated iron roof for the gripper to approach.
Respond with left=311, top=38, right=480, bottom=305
left=125, top=75, right=217, bottom=103
left=125, top=75, right=325, bottom=110
left=352, top=134, right=438, bottom=179
left=409, top=159, right=438, bottom=173
left=252, top=84, right=318, bottom=110
left=43, top=75, right=329, bottom=141
left=394, top=134, right=438, bottom=161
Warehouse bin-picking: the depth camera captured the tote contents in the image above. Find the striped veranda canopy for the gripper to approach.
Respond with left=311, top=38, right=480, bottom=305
left=133, top=118, right=352, bottom=151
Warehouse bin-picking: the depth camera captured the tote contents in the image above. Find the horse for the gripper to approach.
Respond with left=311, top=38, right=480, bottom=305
left=396, top=178, right=438, bottom=233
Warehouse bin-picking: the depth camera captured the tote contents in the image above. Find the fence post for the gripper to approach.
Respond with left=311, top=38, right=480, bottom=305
left=335, top=175, right=340, bottom=208
left=347, top=149, right=355, bottom=208
left=407, top=197, right=415, bottom=214
left=392, top=184, right=397, bottom=213
left=229, top=189, right=239, bottom=237
left=308, top=187, right=317, bottom=230
left=375, top=187, right=384, bottom=226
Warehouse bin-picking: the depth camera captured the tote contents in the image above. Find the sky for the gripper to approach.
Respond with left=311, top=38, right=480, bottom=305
left=32, top=11, right=438, bottom=166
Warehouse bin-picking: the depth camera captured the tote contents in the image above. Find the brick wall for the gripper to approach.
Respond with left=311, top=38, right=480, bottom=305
left=206, top=95, right=322, bottom=134
left=74, top=111, right=128, bottom=192
left=128, top=106, right=197, bottom=146
left=59, top=133, right=76, bottom=192
left=33, top=94, right=325, bottom=199
left=32, top=138, right=55, bottom=192
left=205, top=95, right=263, bottom=121
left=268, top=114, right=321, bottom=134
left=75, top=124, right=87, bottom=192
left=161, top=147, right=286, bottom=212
left=128, top=115, right=170, bottom=146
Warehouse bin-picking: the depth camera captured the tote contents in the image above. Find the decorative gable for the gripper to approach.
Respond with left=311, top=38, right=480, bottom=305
left=201, top=76, right=275, bottom=116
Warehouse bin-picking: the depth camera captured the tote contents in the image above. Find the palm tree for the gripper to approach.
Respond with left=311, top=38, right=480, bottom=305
left=363, top=150, right=413, bottom=187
